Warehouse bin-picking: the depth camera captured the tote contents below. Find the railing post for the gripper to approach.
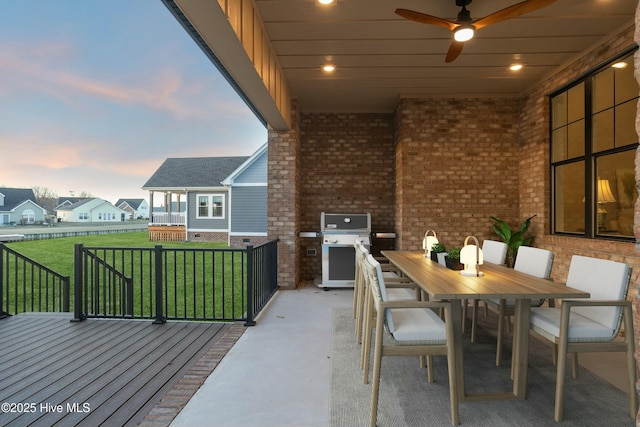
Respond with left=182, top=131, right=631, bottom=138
left=72, top=243, right=84, bottom=322
left=0, top=243, right=7, bottom=318
left=62, top=277, right=70, bottom=312
left=125, top=277, right=133, bottom=317
left=153, top=244, right=165, bottom=324
left=244, top=245, right=255, bottom=326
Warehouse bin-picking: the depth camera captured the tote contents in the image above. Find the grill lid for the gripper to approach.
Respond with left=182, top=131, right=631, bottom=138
left=321, top=212, right=371, bottom=233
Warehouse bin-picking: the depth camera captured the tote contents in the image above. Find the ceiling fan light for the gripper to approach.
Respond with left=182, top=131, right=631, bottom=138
left=453, top=25, right=474, bottom=42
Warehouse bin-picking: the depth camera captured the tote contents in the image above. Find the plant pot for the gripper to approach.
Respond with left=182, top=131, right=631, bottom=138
left=430, top=251, right=439, bottom=262
left=445, top=256, right=464, bottom=271
left=436, top=252, right=448, bottom=267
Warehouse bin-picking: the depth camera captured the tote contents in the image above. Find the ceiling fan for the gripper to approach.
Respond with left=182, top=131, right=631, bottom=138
left=395, top=0, right=556, bottom=63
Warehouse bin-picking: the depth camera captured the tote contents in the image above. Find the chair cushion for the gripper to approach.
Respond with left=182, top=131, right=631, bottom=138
left=388, top=307, right=446, bottom=344
left=530, top=307, right=617, bottom=342
left=514, top=246, right=553, bottom=278
left=387, top=288, right=416, bottom=301
left=565, top=255, right=630, bottom=330
left=482, top=240, right=507, bottom=265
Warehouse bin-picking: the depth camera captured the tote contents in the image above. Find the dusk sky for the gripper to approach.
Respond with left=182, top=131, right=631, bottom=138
left=0, top=1, right=267, bottom=204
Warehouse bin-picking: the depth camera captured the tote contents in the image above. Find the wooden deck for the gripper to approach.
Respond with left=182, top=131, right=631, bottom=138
left=0, top=313, right=233, bottom=426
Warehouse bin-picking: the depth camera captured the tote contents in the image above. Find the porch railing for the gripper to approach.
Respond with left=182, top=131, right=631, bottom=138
left=73, top=240, right=278, bottom=325
left=151, top=212, right=186, bottom=225
left=0, top=243, right=70, bottom=316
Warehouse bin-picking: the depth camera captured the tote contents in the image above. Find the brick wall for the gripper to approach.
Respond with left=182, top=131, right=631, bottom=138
left=298, top=113, right=395, bottom=281
left=186, top=231, right=226, bottom=243
left=518, top=24, right=639, bottom=297
left=394, top=98, right=521, bottom=251
left=267, top=100, right=301, bottom=289
left=228, top=235, right=271, bottom=247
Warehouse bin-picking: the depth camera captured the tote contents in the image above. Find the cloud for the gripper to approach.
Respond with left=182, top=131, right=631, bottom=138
left=0, top=40, right=255, bottom=122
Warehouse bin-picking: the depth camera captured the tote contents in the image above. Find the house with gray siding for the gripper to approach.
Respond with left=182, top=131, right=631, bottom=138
left=0, top=188, right=47, bottom=225
left=142, top=142, right=267, bottom=246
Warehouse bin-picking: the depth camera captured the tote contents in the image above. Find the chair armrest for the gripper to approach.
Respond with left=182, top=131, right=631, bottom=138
left=562, top=300, right=631, bottom=308
left=385, top=283, right=416, bottom=290
left=385, top=276, right=414, bottom=284
left=379, top=299, right=450, bottom=310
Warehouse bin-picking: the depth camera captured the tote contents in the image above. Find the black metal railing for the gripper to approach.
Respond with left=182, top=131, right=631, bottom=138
left=73, top=240, right=278, bottom=325
left=0, top=243, right=70, bottom=316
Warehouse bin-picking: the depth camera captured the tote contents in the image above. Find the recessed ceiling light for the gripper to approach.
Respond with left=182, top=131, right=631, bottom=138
left=612, top=61, right=628, bottom=69
left=509, top=63, right=524, bottom=71
left=322, top=64, right=336, bottom=73
left=316, top=0, right=335, bottom=5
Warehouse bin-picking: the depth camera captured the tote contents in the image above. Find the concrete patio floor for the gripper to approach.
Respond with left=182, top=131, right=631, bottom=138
left=169, top=284, right=632, bottom=427
left=170, top=284, right=353, bottom=427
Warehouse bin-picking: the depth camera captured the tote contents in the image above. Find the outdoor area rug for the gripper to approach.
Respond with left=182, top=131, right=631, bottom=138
left=330, top=308, right=636, bottom=426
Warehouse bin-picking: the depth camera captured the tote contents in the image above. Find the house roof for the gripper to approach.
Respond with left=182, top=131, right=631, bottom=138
left=58, top=198, right=96, bottom=210
left=116, top=199, right=145, bottom=210
left=57, top=198, right=126, bottom=213
left=142, top=156, right=249, bottom=190
left=55, top=197, right=91, bottom=209
left=0, top=187, right=38, bottom=211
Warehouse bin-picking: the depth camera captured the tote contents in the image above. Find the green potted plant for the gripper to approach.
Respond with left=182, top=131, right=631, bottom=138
left=430, top=242, right=447, bottom=262
left=445, top=247, right=464, bottom=270
left=490, top=215, right=536, bottom=267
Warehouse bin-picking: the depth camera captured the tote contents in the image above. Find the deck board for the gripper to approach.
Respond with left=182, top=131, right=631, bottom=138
left=0, top=313, right=231, bottom=427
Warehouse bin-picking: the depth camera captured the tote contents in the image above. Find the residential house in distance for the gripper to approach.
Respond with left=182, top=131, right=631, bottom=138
left=56, top=198, right=128, bottom=223
left=143, top=142, right=267, bottom=246
left=0, top=187, right=47, bottom=225
left=115, top=199, right=150, bottom=220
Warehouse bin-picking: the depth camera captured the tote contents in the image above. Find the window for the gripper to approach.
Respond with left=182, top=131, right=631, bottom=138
left=551, top=50, right=639, bottom=239
left=79, top=212, right=89, bottom=220
left=22, top=209, right=35, bottom=224
left=196, top=194, right=225, bottom=219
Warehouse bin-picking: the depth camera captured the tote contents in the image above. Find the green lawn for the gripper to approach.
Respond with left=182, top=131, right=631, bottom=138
left=6, top=232, right=227, bottom=279
left=4, top=233, right=246, bottom=320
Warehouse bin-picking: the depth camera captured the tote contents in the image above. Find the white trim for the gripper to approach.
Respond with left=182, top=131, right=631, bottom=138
left=229, top=183, right=267, bottom=187
left=195, top=193, right=226, bottom=219
left=188, top=228, right=229, bottom=232
left=229, top=232, right=268, bottom=236
left=221, top=142, right=268, bottom=186
left=143, top=186, right=227, bottom=192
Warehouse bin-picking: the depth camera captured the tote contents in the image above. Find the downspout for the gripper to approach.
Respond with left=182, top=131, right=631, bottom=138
left=227, top=186, right=232, bottom=246
left=184, top=189, right=188, bottom=241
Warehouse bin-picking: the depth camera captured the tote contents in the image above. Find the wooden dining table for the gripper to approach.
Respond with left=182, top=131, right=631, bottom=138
left=380, top=250, right=590, bottom=403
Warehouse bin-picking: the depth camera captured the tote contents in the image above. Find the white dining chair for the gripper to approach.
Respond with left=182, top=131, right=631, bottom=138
left=355, top=243, right=416, bottom=349
left=481, top=239, right=508, bottom=264
left=529, top=255, right=637, bottom=422
left=362, top=254, right=459, bottom=426
left=472, top=246, right=553, bottom=365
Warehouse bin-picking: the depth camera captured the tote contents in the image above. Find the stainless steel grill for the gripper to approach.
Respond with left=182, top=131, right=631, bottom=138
left=319, top=212, right=371, bottom=288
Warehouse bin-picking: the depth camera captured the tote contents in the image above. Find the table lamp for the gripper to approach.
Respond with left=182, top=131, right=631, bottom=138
left=460, top=235, right=483, bottom=276
left=423, top=230, right=438, bottom=258
left=597, top=179, right=616, bottom=230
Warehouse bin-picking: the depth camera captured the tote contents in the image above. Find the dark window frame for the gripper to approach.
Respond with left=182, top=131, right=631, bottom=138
left=550, top=46, right=639, bottom=240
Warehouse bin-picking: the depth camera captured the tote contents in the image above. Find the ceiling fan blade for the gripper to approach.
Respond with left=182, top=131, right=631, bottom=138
left=395, top=9, right=457, bottom=31
left=445, top=41, right=464, bottom=63
left=473, top=0, right=556, bottom=30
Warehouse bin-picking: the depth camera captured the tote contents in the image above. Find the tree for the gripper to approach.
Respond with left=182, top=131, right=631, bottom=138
left=32, top=186, right=59, bottom=215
